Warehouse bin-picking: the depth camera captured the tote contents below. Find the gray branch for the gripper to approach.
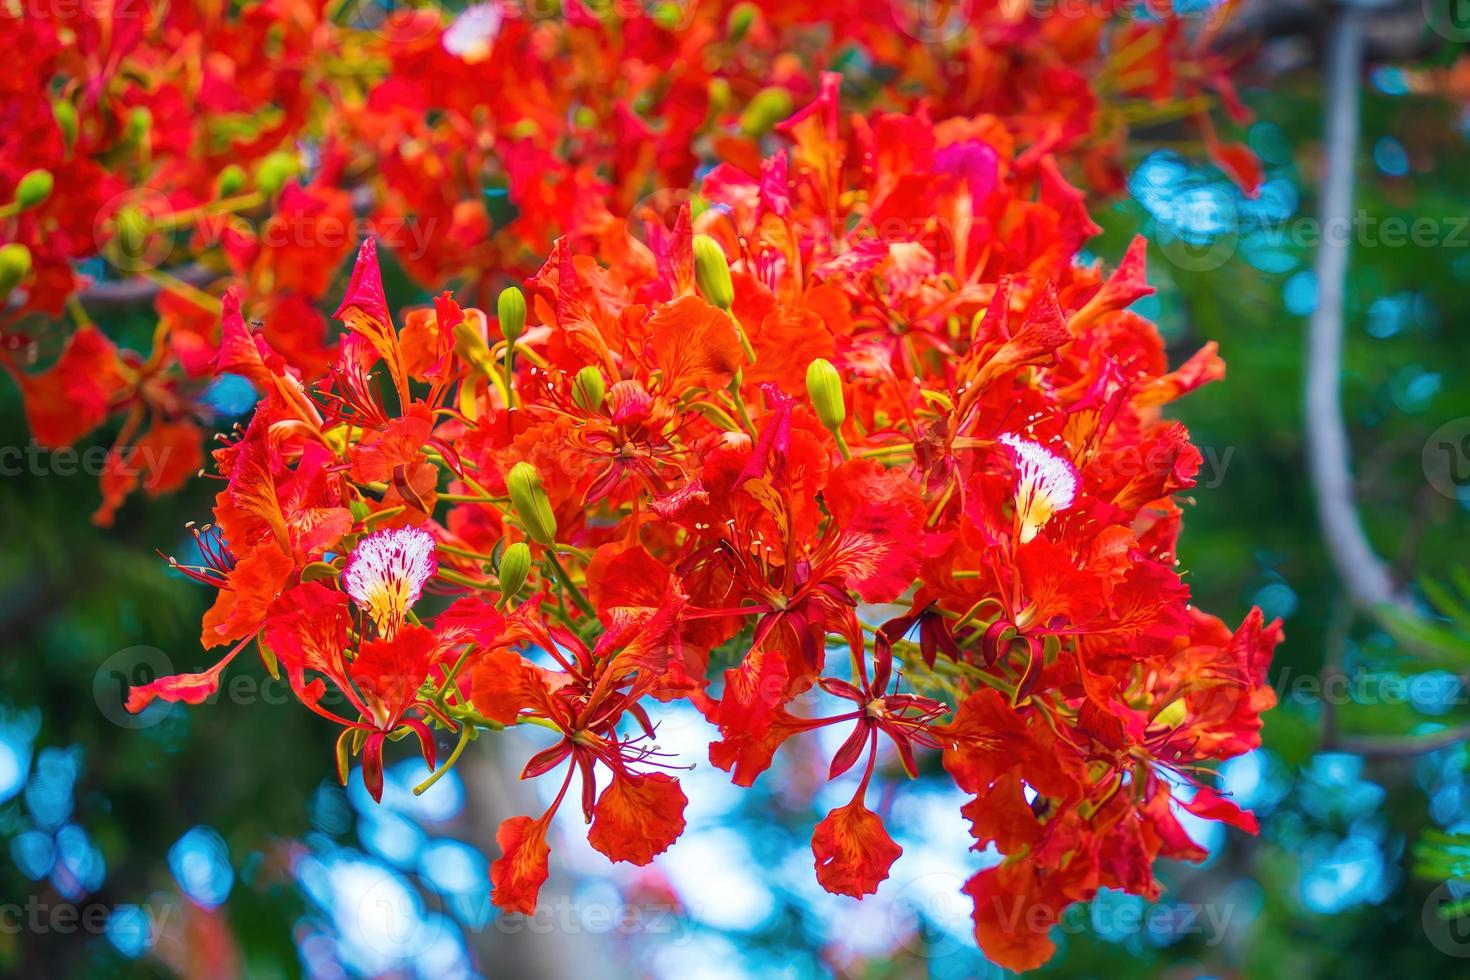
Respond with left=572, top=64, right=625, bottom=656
left=1304, top=1, right=1409, bottom=613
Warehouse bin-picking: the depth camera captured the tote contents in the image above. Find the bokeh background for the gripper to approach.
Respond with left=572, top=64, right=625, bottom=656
left=8, top=2, right=1470, bottom=977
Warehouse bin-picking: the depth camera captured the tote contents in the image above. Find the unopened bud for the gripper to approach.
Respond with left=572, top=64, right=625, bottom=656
left=506, top=462, right=557, bottom=547
left=498, top=286, right=527, bottom=344
left=739, top=86, right=793, bottom=138
left=498, top=542, right=532, bottom=606
left=255, top=151, right=298, bottom=198
left=0, top=243, right=33, bottom=297
left=127, top=106, right=151, bottom=143
left=707, top=78, right=731, bottom=119
left=572, top=366, right=606, bottom=413
left=692, top=234, right=734, bottom=310
left=651, top=1, right=682, bottom=29
left=52, top=100, right=77, bottom=147
left=14, top=170, right=53, bottom=211
left=453, top=320, right=494, bottom=372
left=805, top=358, right=846, bottom=433
left=727, top=2, right=759, bottom=42
left=215, top=164, right=247, bottom=198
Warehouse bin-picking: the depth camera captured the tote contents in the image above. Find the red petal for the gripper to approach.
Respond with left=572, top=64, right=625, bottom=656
left=647, top=295, right=744, bottom=392
left=964, top=863, right=1062, bottom=972
left=350, top=624, right=438, bottom=723
left=490, top=815, right=552, bottom=915
left=811, top=797, right=902, bottom=898
left=588, top=771, right=688, bottom=866
left=1181, top=785, right=1259, bottom=834
left=1208, top=139, right=1263, bottom=197
left=13, top=325, right=128, bottom=447
left=362, top=732, right=386, bottom=803
left=126, top=640, right=247, bottom=713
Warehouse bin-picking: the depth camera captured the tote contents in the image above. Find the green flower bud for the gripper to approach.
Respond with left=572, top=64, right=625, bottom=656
left=14, top=170, right=53, bottom=211
left=0, top=243, right=33, bottom=298
left=727, top=2, right=759, bottom=42
left=453, top=319, right=494, bottom=373
left=498, top=541, right=532, bottom=606
left=255, top=150, right=298, bottom=198
left=572, top=366, right=606, bottom=414
left=805, top=358, right=846, bottom=434
left=506, top=462, right=557, bottom=547
left=739, top=86, right=794, bottom=138
left=52, top=100, right=77, bottom=148
left=498, top=286, right=527, bottom=344
left=692, top=234, right=734, bottom=310
left=651, top=1, right=682, bottom=29
left=127, top=106, right=151, bottom=143
left=707, top=78, right=731, bottom=117
left=215, top=164, right=247, bottom=198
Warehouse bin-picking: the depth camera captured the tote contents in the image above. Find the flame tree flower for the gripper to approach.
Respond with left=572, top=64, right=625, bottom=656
left=100, top=30, right=1280, bottom=976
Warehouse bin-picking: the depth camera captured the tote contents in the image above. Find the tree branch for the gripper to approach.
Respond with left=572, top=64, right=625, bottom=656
left=1304, top=0, right=1409, bottom=613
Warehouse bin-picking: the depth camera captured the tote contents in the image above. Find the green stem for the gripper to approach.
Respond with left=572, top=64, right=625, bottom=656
left=437, top=542, right=497, bottom=563
left=503, top=342, right=516, bottom=410
left=546, top=552, right=597, bottom=619
left=413, top=723, right=476, bottom=796
left=436, top=645, right=477, bottom=703
left=438, top=567, right=498, bottom=590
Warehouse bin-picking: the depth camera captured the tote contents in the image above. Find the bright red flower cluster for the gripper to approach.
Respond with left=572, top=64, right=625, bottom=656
left=115, top=69, right=1281, bottom=970
left=2, top=0, right=1256, bottom=522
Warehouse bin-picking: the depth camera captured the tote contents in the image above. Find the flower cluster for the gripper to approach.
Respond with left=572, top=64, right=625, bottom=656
left=124, top=73, right=1281, bottom=971
left=1, top=0, right=1256, bottom=521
